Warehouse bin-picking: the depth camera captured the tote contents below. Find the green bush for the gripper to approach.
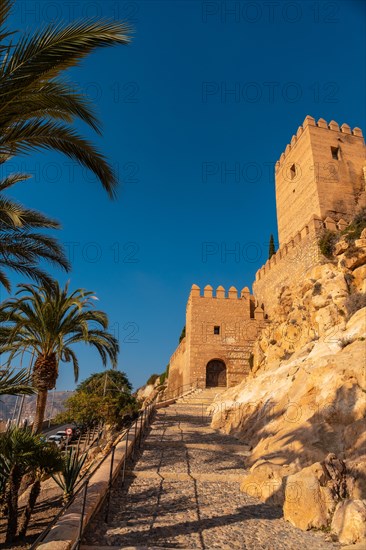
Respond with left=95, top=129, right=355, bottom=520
left=342, top=207, right=366, bottom=243
left=179, top=326, right=186, bottom=343
left=146, top=374, right=159, bottom=386
left=318, top=230, right=338, bottom=258
left=159, top=364, right=170, bottom=385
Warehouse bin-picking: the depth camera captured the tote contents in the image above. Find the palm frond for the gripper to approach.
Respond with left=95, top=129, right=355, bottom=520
left=0, top=367, right=35, bottom=396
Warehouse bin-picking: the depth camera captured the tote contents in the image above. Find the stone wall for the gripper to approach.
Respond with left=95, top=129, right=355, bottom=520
left=253, top=215, right=348, bottom=317
left=167, top=337, right=188, bottom=395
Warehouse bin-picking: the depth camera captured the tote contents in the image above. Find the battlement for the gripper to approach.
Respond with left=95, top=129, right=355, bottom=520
left=189, top=284, right=251, bottom=300
left=255, top=215, right=348, bottom=283
left=275, top=115, right=364, bottom=174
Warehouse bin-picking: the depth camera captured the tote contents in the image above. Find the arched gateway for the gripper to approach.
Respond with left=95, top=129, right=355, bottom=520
left=206, top=359, right=227, bottom=387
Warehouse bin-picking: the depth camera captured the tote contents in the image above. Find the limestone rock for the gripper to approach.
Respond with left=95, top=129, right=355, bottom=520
left=334, top=239, right=349, bottom=255
left=352, top=265, right=366, bottom=292
left=331, top=499, right=366, bottom=545
left=283, top=454, right=346, bottom=531
left=284, top=462, right=335, bottom=530
left=241, top=460, right=300, bottom=505
left=355, top=238, right=366, bottom=248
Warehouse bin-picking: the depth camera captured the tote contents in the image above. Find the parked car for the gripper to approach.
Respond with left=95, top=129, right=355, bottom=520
left=48, top=434, right=64, bottom=447
left=55, top=430, right=68, bottom=440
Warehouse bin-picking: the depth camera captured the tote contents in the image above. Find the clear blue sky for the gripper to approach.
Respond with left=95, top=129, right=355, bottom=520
left=3, top=0, right=365, bottom=391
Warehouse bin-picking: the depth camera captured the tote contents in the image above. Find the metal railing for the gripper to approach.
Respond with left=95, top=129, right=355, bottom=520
left=30, top=379, right=199, bottom=549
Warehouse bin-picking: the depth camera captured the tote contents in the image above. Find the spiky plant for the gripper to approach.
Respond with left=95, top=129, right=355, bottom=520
left=0, top=281, right=119, bottom=433
left=18, top=443, right=63, bottom=537
left=52, top=447, right=87, bottom=503
left=0, top=427, right=40, bottom=543
left=0, top=173, right=70, bottom=291
left=0, top=0, right=131, bottom=198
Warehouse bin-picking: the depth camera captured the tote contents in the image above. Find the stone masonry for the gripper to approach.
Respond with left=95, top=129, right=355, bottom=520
left=167, top=286, right=266, bottom=394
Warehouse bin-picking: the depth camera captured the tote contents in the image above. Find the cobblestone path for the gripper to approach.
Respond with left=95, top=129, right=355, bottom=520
left=82, top=390, right=340, bottom=549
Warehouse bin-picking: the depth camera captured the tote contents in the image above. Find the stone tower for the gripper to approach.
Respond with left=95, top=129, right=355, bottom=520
left=275, top=115, right=365, bottom=247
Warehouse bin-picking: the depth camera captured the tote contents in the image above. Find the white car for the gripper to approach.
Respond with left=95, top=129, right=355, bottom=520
left=55, top=430, right=68, bottom=440
left=48, top=434, right=63, bottom=447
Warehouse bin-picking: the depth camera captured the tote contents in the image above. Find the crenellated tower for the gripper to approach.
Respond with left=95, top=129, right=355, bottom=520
left=167, top=284, right=266, bottom=392
left=275, top=115, right=365, bottom=247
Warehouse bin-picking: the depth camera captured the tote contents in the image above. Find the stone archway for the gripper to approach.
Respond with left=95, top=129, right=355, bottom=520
left=206, top=359, right=227, bottom=388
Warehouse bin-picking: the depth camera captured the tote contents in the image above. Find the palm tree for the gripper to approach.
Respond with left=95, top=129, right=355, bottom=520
left=0, top=0, right=131, bottom=198
left=0, top=366, right=35, bottom=396
left=18, top=443, right=63, bottom=537
left=0, top=172, right=70, bottom=291
left=0, top=282, right=119, bottom=433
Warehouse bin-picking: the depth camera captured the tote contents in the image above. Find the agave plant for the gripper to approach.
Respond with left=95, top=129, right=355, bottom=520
left=18, top=443, right=63, bottom=537
left=0, top=172, right=70, bottom=291
left=52, top=447, right=87, bottom=503
left=0, top=0, right=131, bottom=198
left=0, top=281, right=119, bottom=433
left=0, top=427, right=40, bottom=542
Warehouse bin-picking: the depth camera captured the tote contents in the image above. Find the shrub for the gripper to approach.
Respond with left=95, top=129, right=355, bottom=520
left=344, top=272, right=354, bottom=289
left=159, top=364, right=170, bottom=385
left=312, top=282, right=322, bottom=296
left=179, top=326, right=186, bottom=343
left=338, top=336, right=355, bottom=349
left=280, top=350, right=293, bottom=361
left=345, top=292, right=366, bottom=318
left=318, top=230, right=338, bottom=258
left=146, top=374, right=159, bottom=386
left=342, top=207, right=366, bottom=243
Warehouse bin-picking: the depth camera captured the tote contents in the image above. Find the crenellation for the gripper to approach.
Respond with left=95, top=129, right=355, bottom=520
left=324, top=216, right=337, bottom=231
left=338, top=218, right=348, bottom=231
left=303, top=115, right=316, bottom=128
left=275, top=116, right=365, bottom=176
left=204, top=284, right=213, bottom=297
left=228, top=286, right=237, bottom=299
left=216, top=285, right=225, bottom=299
left=328, top=120, right=339, bottom=131
left=340, top=123, right=351, bottom=134
left=317, top=118, right=328, bottom=128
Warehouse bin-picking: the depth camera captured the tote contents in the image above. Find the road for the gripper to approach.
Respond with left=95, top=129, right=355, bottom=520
left=43, top=423, right=73, bottom=437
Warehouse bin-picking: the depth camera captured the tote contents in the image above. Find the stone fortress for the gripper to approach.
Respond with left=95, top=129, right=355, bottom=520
left=167, top=115, right=366, bottom=393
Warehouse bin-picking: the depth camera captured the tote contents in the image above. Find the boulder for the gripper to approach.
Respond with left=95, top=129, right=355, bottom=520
left=331, top=499, right=366, bottom=545
left=283, top=454, right=347, bottom=531
left=241, top=460, right=300, bottom=505
left=352, top=265, right=366, bottom=292
left=334, top=240, right=349, bottom=255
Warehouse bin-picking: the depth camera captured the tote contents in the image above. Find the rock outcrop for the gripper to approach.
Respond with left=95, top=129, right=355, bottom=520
left=210, top=232, right=366, bottom=543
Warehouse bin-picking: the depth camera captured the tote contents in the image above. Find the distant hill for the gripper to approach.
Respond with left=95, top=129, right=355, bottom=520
left=0, top=391, right=73, bottom=428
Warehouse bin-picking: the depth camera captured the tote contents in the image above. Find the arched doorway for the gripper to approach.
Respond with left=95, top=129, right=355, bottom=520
left=206, top=359, right=227, bottom=387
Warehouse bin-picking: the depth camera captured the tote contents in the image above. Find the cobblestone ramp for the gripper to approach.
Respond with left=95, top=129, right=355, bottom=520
left=82, top=392, right=340, bottom=549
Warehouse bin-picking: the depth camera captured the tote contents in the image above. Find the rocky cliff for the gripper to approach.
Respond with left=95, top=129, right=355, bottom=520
left=210, top=227, right=366, bottom=545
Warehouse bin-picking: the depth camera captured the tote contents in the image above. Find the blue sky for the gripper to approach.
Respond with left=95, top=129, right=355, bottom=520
left=2, top=0, right=365, bottom=391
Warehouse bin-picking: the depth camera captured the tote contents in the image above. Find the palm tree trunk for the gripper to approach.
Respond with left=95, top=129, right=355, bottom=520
left=5, top=465, right=21, bottom=543
left=18, top=478, right=41, bottom=537
left=32, top=390, right=48, bottom=434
